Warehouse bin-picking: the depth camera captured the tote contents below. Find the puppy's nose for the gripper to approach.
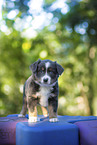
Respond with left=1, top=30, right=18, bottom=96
left=43, top=78, right=48, bottom=83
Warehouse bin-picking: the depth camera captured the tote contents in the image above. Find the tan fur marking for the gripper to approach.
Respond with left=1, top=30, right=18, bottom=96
left=29, top=106, right=37, bottom=118
left=41, top=106, right=48, bottom=117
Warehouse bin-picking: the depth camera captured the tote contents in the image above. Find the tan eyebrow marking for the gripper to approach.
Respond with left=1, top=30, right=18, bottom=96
left=42, top=67, right=45, bottom=71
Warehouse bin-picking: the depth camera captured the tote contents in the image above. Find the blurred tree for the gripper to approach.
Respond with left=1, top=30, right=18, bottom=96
left=0, top=0, right=97, bottom=116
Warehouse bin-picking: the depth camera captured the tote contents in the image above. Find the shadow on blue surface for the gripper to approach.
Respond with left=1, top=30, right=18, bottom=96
left=7, top=114, right=97, bottom=123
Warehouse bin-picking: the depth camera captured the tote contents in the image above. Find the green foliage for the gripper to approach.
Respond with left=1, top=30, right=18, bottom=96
left=0, top=0, right=97, bottom=117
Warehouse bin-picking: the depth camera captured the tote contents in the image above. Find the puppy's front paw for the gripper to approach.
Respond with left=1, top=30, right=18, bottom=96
left=49, top=118, right=59, bottom=122
left=28, top=117, right=40, bottom=123
left=44, top=114, right=48, bottom=117
left=18, top=114, right=25, bottom=117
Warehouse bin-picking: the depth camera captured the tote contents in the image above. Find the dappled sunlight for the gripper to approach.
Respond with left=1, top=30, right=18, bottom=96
left=21, top=28, right=37, bottom=39
left=74, top=24, right=86, bottom=35
left=22, top=42, right=31, bottom=52
left=19, top=84, right=23, bottom=93
left=59, top=97, right=66, bottom=107
left=7, top=9, right=19, bottom=20
left=39, top=50, right=48, bottom=59
left=59, top=95, right=90, bottom=116
left=50, top=0, right=69, bottom=14
left=0, top=0, right=3, bottom=20
left=2, top=84, right=12, bottom=95
left=28, top=0, right=43, bottom=15
left=89, top=47, right=96, bottom=59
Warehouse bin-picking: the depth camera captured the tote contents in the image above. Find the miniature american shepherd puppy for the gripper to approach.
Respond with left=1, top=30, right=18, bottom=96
left=19, top=59, right=64, bottom=122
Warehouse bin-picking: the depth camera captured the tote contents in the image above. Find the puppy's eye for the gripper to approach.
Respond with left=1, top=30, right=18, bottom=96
left=49, top=68, right=55, bottom=74
left=42, top=67, right=45, bottom=71
left=40, top=67, right=45, bottom=73
left=49, top=68, right=52, bottom=72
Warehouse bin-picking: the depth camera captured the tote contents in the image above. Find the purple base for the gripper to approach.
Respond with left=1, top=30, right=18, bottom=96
left=75, top=120, right=97, bottom=145
left=0, top=117, right=27, bottom=145
left=1, top=114, right=97, bottom=145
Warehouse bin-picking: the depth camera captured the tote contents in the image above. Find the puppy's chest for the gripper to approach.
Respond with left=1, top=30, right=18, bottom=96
left=37, top=86, right=51, bottom=107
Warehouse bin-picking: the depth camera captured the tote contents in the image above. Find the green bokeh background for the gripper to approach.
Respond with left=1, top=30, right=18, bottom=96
left=0, top=0, right=97, bottom=117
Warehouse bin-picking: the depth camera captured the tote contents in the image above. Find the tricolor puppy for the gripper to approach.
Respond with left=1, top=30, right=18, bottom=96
left=18, top=59, right=64, bottom=122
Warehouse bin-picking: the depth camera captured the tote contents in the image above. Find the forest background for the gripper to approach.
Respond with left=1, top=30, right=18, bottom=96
left=0, top=0, right=97, bottom=117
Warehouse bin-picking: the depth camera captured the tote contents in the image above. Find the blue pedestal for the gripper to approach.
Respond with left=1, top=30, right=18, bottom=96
left=16, top=121, right=79, bottom=145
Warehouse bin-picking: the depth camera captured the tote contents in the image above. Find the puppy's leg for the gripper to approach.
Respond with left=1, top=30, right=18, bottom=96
left=41, top=106, right=48, bottom=117
left=28, top=97, right=40, bottom=123
left=48, top=97, right=59, bottom=122
left=18, top=83, right=27, bottom=117
left=18, top=97, right=27, bottom=117
left=28, top=106, right=38, bottom=123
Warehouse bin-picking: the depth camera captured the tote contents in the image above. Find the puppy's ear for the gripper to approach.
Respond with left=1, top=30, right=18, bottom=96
left=29, top=59, right=41, bottom=73
left=55, top=62, right=64, bottom=76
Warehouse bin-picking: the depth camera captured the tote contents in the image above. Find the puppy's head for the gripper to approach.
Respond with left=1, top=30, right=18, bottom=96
left=30, top=59, right=64, bottom=86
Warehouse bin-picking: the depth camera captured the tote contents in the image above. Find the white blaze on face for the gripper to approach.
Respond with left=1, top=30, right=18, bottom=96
left=41, top=62, right=51, bottom=84
left=45, top=62, right=50, bottom=68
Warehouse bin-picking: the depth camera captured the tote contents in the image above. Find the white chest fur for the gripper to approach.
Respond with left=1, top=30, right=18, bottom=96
left=39, top=86, right=51, bottom=107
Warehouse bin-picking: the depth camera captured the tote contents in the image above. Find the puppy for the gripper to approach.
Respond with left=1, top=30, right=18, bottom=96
left=18, top=59, right=64, bottom=122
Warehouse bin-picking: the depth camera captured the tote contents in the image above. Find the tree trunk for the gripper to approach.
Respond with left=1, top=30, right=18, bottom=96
left=87, top=45, right=95, bottom=115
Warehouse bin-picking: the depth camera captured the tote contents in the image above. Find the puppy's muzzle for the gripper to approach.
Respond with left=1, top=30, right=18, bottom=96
left=41, top=76, right=51, bottom=84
